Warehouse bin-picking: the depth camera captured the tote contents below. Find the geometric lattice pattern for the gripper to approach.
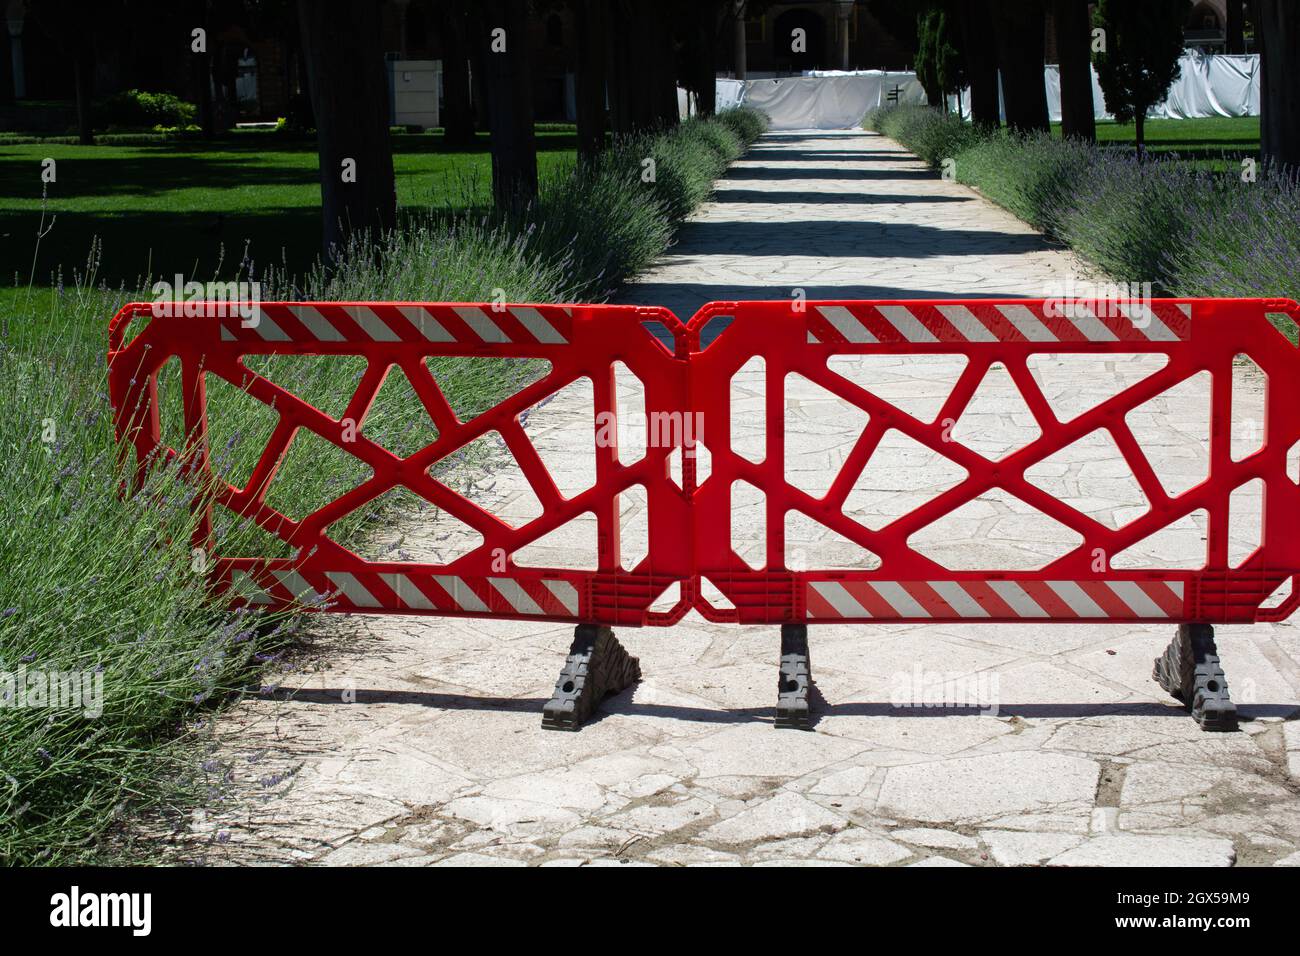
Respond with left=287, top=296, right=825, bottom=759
left=108, top=296, right=1300, bottom=626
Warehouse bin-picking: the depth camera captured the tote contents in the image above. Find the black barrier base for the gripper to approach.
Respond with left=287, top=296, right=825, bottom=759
left=775, top=623, right=814, bottom=730
left=541, top=623, right=641, bottom=731
left=1153, top=622, right=1238, bottom=732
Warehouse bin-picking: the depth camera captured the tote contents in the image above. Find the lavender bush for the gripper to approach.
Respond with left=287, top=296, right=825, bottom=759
left=866, top=104, right=1298, bottom=306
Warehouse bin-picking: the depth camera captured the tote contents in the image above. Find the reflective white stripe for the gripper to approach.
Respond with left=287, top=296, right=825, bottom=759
left=1117, top=302, right=1178, bottom=341
left=231, top=571, right=273, bottom=605
left=807, top=331, right=820, bottom=344
left=272, top=570, right=316, bottom=601
left=877, top=305, right=938, bottom=343
left=454, top=306, right=510, bottom=343
left=929, top=580, right=988, bottom=618
left=288, top=306, right=344, bottom=342
left=220, top=325, right=235, bottom=342
left=511, top=307, right=568, bottom=344
left=1178, top=303, right=1192, bottom=318
left=434, top=575, right=488, bottom=612
left=1068, top=305, right=1119, bottom=342
left=811, top=581, right=871, bottom=618
left=380, top=573, right=434, bottom=610
left=251, top=311, right=290, bottom=342
left=345, top=306, right=400, bottom=342
left=1106, top=580, right=1166, bottom=618
left=997, top=304, right=1057, bottom=342
left=489, top=577, right=544, bottom=615
left=871, top=581, right=930, bottom=618
left=1167, top=580, right=1185, bottom=599
left=936, top=304, right=997, bottom=342
left=397, top=306, right=454, bottom=342
left=1046, top=580, right=1105, bottom=618
left=543, top=579, right=580, bottom=616
left=989, top=580, right=1048, bottom=617
left=817, top=305, right=877, bottom=343
left=325, top=571, right=381, bottom=608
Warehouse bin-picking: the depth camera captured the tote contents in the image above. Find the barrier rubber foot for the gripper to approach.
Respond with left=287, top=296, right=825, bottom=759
left=776, top=623, right=813, bottom=730
left=1153, top=622, right=1238, bottom=732
left=541, top=624, right=641, bottom=731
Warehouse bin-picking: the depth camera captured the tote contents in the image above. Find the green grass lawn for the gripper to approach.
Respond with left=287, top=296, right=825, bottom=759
left=1052, top=115, right=1260, bottom=164
left=0, top=128, right=578, bottom=306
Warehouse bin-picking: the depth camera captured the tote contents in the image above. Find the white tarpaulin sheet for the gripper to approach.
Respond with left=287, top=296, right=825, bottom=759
left=1037, top=53, right=1258, bottom=121
left=718, top=73, right=926, bottom=130
left=720, top=54, right=1258, bottom=129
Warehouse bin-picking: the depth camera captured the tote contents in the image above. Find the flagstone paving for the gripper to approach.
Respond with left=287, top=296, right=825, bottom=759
left=180, top=130, right=1300, bottom=867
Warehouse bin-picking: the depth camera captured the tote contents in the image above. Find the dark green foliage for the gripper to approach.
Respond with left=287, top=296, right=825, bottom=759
left=1092, top=0, right=1190, bottom=147
left=94, top=89, right=198, bottom=130
left=915, top=5, right=965, bottom=104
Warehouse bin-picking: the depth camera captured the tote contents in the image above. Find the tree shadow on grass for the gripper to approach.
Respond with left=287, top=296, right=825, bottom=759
left=2, top=207, right=324, bottom=291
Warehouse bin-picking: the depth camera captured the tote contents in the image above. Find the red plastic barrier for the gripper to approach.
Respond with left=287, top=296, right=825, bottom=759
left=108, top=297, right=1300, bottom=627
left=108, top=301, right=694, bottom=627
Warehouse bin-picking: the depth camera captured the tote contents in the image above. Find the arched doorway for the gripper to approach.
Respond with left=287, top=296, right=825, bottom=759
left=772, top=8, right=827, bottom=72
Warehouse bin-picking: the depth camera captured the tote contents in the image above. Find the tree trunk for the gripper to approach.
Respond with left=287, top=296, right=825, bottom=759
left=733, top=0, right=747, bottom=79
left=617, top=1, right=671, bottom=133
left=643, top=4, right=678, bottom=129
left=696, top=2, right=719, bottom=117
left=478, top=0, right=538, bottom=211
left=194, top=50, right=214, bottom=137
left=1134, top=110, right=1145, bottom=157
left=575, top=0, right=607, bottom=158
left=439, top=0, right=476, bottom=147
left=190, top=0, right=213, bottom=138
left=1053, top=0, right=1095, bottom=140
left=605, top=1, right=631, bottom=134
left=0, top=24, right=14, bottom=105
left=961, top=0, right=1000, bottom=129
left=1226, top=0, right=1245, bottom=54
left=297, top=0, right=397, bottom=259
left=993, top=0, right=1049, bottom=134
left=73, top=40, right=94, bottom=144
left=1257, top=0, right=1300, bottom=171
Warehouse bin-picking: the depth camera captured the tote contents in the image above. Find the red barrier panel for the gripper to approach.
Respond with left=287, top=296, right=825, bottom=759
left=108, top=297, right=1300, bottom=628
left=108, top=301, right=695, bottom=627
left=686, top=297, right=1300, bottom=626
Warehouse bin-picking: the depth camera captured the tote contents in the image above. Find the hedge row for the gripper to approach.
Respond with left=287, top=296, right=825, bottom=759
left=864, top=104, right=1299, bottom=304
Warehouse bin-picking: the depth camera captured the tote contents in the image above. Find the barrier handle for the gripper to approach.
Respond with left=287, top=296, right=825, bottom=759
left=107, top=302, right=148, bottom=353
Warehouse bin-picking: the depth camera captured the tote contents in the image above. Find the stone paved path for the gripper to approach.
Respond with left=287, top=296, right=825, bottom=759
left=183, top=131, right=1300, bottom=867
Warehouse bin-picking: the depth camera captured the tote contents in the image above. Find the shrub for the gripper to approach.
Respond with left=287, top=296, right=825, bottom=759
left=865, top=103, right=982, bottom=167
left=677, top=115, right=745, bottom=163
left=954, top=132, right=1095, bottom=233
left=716, top=105, right=769, bottom=143
left=95, top=89, right=197, bottom=130
left=1161, top=163, right=1300, bottom=302
left=1053, top=154, right=1208, bottom=285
